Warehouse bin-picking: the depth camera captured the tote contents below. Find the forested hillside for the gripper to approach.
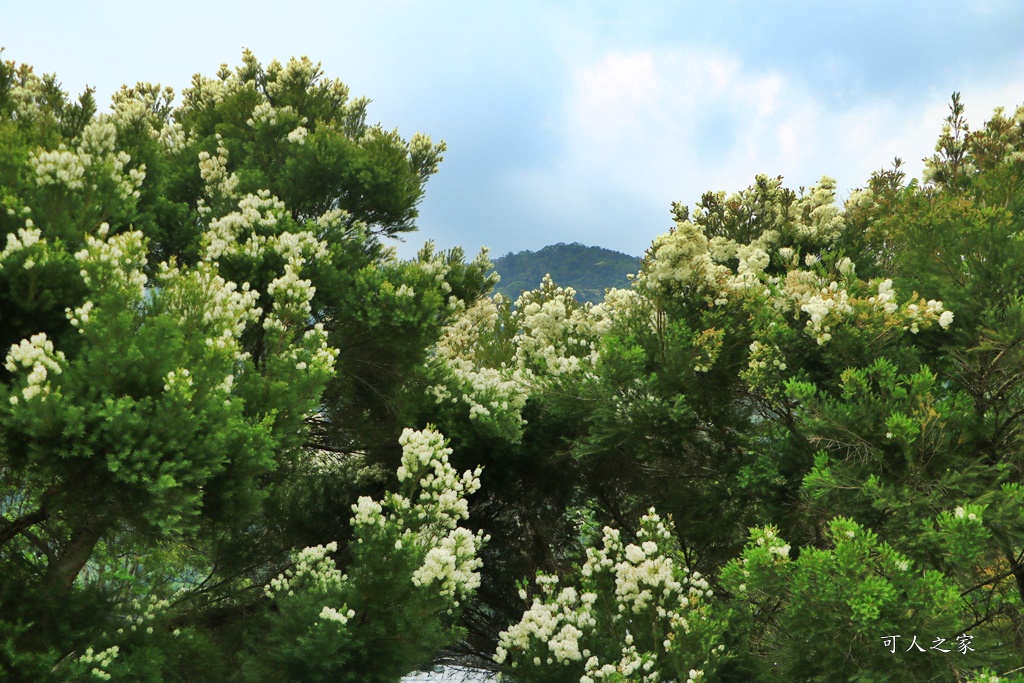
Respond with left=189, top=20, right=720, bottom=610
left=491, top=242, right=640, bottom=303
left=2, top=52, right=1024, bottom=683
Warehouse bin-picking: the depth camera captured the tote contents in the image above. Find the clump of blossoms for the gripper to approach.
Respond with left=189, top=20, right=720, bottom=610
left=936, top=502, right=991, bottom=564
left=74, top=224, right=148, bottom=298
left=429, top=295, right=531, bottom=441
left=0, top=223, right=43, bottom=264
left=966, top=670, right=1024, bottom=683
left=195, top=186, right=339, bottom=401
left=429, top=274, right=607, bottom=441
left=261, top=428, right=485, bottom=674
left=379, top=427, right=486, bottom=605
left=638, top=219, right=723, bottom=299
left=203, top=190, right=291, bottom=261
left=514, top=275, right=603, bottom=377
left=631, top=175, right=958, bottom=412
left=30, top=118, right=145, bottom=201
left=0, top=213, right=72, bottom=274
left=5, top=223, right=157, bottom=407
left=495, top=509, right=726, bottom=683
left=5, top=332, right=66, bottom=404
left=75, top=645, right=120, bottom=681
left=639, top=176, right=955, bottom=351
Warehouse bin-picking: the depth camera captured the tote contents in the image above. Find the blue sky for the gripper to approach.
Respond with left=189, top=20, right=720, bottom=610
left=2, top=1, right=1022, bottom=260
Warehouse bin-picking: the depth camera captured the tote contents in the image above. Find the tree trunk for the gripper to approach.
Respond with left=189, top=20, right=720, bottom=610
left=44, top=524, right=104, bottom=593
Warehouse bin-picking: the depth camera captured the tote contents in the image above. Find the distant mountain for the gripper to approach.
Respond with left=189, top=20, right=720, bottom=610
left=490, top=242, right=641, bottom=304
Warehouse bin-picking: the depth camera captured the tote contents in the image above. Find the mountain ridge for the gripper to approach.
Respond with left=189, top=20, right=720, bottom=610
left=489, top=242, right=641, bottom=304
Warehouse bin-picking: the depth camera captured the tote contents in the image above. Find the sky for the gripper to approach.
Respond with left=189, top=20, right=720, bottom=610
left=2, top=1, right=1022, bottom=260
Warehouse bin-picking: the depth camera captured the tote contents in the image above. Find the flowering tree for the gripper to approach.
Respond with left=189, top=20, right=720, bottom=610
left=0, top=53, right=490, bottom=679
left=490, top=98, right=1024, bottom=681
left=5, top=47, right=1024, bottom=682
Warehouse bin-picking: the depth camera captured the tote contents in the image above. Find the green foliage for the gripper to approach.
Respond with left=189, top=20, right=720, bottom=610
left=722, top=519, right=964, bottom=681
left=0, top=52, right=488, bottom=680
left=472, top=97, right=1024, bottom=681
left=243, top=428, right=485, bottom=683
left=3, top=48, right=1024, bottom=683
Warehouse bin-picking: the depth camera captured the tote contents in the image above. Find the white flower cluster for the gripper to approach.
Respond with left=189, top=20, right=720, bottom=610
left=639, top=220, right=720, bottom=296
left=949, top=503, right=984, bottom=524
left=515, top=276, right=601, bottom=377
left=266, top=542, right=357, bottom=630
left=264, top=268, right=335, bottom=379
left=798, top=282, right=854, bottom=345
left=412, top=526, right=482, bottom=601
left=874, top=278, right=898, bottom=313
left=267, top=542, right=346, bottom=599
left=199, top=186, right=338, bottom=380
left=108, top=82, right=174, bottom=124
left=496, top=509, right=722, bottom=682
left=180, top=53, right=364, bottom=160
left=429, top=297, right=530, bottom=438
left=74, top=226, right=148, bottom=299
left=319, top=605, right=355, bottom=625
left=247, top=101, right=311, bottom=146
left=0, top=224, right=43, bottom=269
left=745, top=341, right=787, bottom=374
left=638, top=176, right=847, bottom=304
left=106, top=84, right=184, bottom=151
left=247, top=101, right=281, bottom=127
left=494, top=585, right=591, bottom=668
left=868, top=279, right=954, bottom=333
left=197, top=135, right=240, bottom=205
left=588, top=287, right=640, bottom=336
left=6, top=66, right=49, bottom=121
left=77, top=645, right=120, bottom=681
left=730, top=526, right=793, bottom=592
left=112, top=151, right=146, bottom=201
left=278, top=322, right=338, bottom=380
left=154, top=121, right=187, bottom=151
left=203, top=191, right=294, bottom=261
left=264, top=56, right=334, bottom=102
left=201, top=188, right=337, bottom=373
left=265, top=264, right=315, bottom=328
left=116, top=595, right=171, bottom=635
left=793, top=177, right=844, bottom=243
left=429, top=274, right=604, bottom=438
left=691, top=327, right=725, bottom=373
left=80, top=118, right=117, bottom=156
left=66, top=300, right=94, bottom=329
left=408, top=131, right=446, bottom=178
left=31, top=148, right=86, bottom=189
left=5, top=332, right=66, bottom=404
left=578, top=643, right=679, bottom=683
left=30, top=119, right=145, bottom=200
left=639, top=174, right=958, bottom=352
left=163, top=368, right=194, bottom=397
left=437, top=358, right=528, bottom=425
left=391, top=428, right=485, bottom=603
left=155, top=261, right=262, bottom=366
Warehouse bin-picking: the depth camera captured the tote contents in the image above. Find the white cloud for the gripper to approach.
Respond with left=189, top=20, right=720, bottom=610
left=967, top=0, right=1015, bottom=15
left=503, top=47, right=1024, bottom=256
